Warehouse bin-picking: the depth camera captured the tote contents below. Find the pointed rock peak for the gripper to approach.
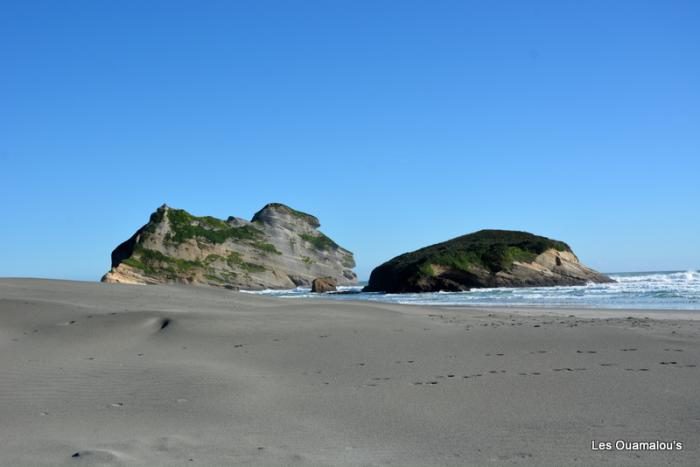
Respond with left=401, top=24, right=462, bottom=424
left=147, top=205, right=170, bottom=225
left=251, top=203, right=320, bottom=228
left=226, top=215, right=250, bottom=227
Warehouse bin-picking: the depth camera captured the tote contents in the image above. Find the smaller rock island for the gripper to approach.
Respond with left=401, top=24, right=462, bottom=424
left=364, top=229, right=613, bottom=293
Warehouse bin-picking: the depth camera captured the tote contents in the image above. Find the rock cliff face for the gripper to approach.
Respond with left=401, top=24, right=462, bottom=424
left=364, top=230, right=613, bottom=293
left=102, top=203, right=357, bottom=290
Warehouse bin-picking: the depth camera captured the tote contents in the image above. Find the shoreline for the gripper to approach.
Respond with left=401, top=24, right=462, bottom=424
left=5, top=277, right=700, bottom=318
left=245, top=269, right=700, bottom=315
left=1, top=278, right=698, bottom=466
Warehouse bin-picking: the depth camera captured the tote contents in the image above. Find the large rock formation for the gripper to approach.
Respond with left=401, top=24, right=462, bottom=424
left=364, top=230, right=613, bottom=293
left=102, top=203, right=357, bottom=290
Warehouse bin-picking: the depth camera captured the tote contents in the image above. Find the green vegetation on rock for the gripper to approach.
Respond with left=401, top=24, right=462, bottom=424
left=403, top=230, right=569, bottom=275
left=225, top=252, right=266, bottom=273
left=205, top=274, right=224, bottom=283
left=299, top=232, right=338, bottom=251
left=252, top=242, right=282, bottom=255
left=417, top=262, right=436, bottom=277
left=200, top=252, right=267, bottom=274
left=124, top=246, right=203, bottom=277
left=122, top=257, right=151, bottom=273
left=165, top=209, right=262, bottom=244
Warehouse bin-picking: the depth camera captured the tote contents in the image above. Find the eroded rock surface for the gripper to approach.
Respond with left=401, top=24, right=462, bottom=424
left=102, top=203, right=357, bottom=290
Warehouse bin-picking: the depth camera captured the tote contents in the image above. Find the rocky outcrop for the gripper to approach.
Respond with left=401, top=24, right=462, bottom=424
left=102, top=203, right=357, bottom=290
left=364, top=230, right=613, bottom=293
left=311, top=277, right=337, bottom=293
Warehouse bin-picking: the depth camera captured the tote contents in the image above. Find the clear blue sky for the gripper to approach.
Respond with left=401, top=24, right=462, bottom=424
left=1, top=1, right=698, bottom=281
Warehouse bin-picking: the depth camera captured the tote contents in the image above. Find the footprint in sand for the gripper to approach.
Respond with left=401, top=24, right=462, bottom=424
left=69, top=449, right=128, bottom=463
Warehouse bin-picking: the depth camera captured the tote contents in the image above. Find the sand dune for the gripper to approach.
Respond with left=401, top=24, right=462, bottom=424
left=0, top=278, right=698, bottom=466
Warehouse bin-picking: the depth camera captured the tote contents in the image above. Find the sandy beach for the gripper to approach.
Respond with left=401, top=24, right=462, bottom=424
left=0, top=278, right=698, bottom=466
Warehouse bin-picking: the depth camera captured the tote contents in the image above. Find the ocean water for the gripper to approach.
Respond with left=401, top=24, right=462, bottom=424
left=244, top=270, right=700, bottom=310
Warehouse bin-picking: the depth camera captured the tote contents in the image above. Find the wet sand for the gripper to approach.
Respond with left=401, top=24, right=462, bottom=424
left=0, top=278, right=698, bottom=466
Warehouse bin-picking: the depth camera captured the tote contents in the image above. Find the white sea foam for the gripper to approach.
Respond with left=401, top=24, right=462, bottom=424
left=244, top=270, right=700, bottom=310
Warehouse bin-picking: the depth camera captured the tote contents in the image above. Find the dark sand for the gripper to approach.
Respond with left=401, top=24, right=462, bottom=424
left=1, top=278, right=698, bottom=466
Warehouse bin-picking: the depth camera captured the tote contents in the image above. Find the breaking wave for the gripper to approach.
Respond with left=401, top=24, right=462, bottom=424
left=244, top=270, right=700, bottom=310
